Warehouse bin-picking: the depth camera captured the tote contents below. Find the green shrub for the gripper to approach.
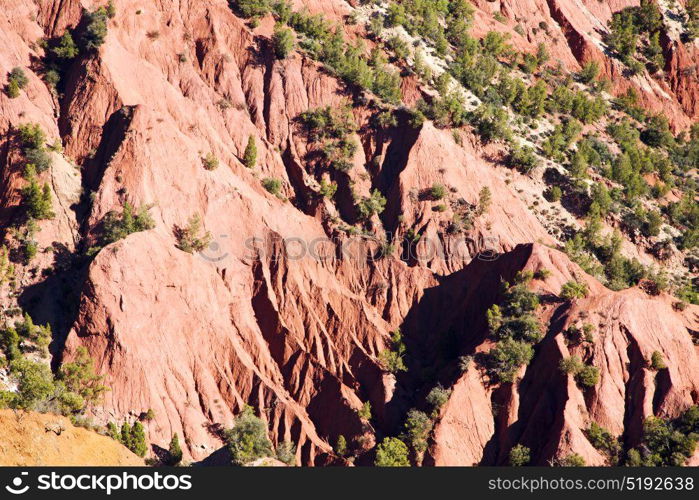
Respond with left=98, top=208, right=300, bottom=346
left=335, top=435, right=348, bottom=457
left=650, top=350, right=667, bottom=370
left=262, top=177, right=283, bottom=197
left=470, top=104, right=512, bottom=143
left=586, top=422, right=621, bottom=464
left=578, top=61, right=599, bottom=84
left=403, top=409, right=433, bottom=463
left=509, top=444, right=531, bottom=466
left=379, top=329, right=407, bottom=374
left=318, top=179, right=337, bottom=199
left=18, top=123, right=46, bottom=150
left=630, top=413, right=698, bottom=466
left=225, top=405, right=273, bottom=465
left=357, top=401, right=372, bottom=420
left=58, top=346, right=108, bottom=409
left=0, top=358, right=55, bottom=412
left=101, top=202, right=155, bottom=245
left=51, top=31, right=79, bottom=60
left=6, top=67, right=28, bottom=98
left=534, top=268, right=552, bottom=280
left=130, top=421, right=148, bottom=457
left=559, top=355, right=583, bottom=374
left=508, top=145, right=539, bottom=174
left=231, top=0, right=270, bottom=18
left=276, top=441, right=296, bottom=465
left=476, top=186, right=492, bottom=216
left=487, top=338, right=534, bottom=383
left=577, top=364, right=600, bottom=387
left=356, top=189, right=387, bottom=220
left=426, top=384, right=451, bottom=413
left=175, top=214, right=212, bottom=253
left=298, top=105, right=357, bottom=170
left=429, top=183, right=447, bottom=200
left=82, top=7, right=109, bottom=50
left=560, top=280, right=588, bottom=300
left=203, top=152, right=219, bottom=170
left=5, top=79, right=20, bottom=98
left=374, top=437, right=410, bottom=467
left=21, top=167, right=54, bottom=220
left=559, top=453, right=586, bottom=466
left=272, top=24, right=294, bottom=59
left=168, top=433, right=183, bottom=465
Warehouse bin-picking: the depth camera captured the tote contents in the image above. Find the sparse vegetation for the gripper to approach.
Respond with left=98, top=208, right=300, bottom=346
left=509, top=444, right=531, bottom=466
left=272, top=24, right=294, bottom=59
left=560, top=280, right=588, bottom=300
left=82, top=7, right=110, bottom=50
left=5, top=67, right=28, bottom=98
left=174, top=214, right=212, bottom=254
left=379, top=329, right=407, bottom=374
left=586, top=422, right=621, bottom=465
left=650, top=350, right=667, bottom=370
left=626, top=408, right=699, bottom=466
left=167, top=433, right=183, bottom=465
left=243, top=136, right=257, bottom=168
left=357, top=189, right=387, bottom=221
left=203, top=152, right=219, bottom=171
left=374, top=437, right=410, bottom=467
left=225, top=405, right=273, bottom=466
left=100, top=202, right=155, bottom=246
left=262, top=177, right=283, bottom=197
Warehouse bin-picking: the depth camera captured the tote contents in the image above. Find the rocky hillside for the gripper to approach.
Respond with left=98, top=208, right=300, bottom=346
left=0, top=410, right=142, bottom=466
left=0, top=0, right=698, bottom=466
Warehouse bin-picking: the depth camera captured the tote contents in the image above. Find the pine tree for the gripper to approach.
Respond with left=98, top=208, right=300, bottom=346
left=168, top=433, right=183, bottom=465
left=335, top=435, right=347, bottom=457
left=243, top=136, right=257, bottom=168
left=130, top=421, right=148, bottom=457
left=120, top=422, right=133, bottom=449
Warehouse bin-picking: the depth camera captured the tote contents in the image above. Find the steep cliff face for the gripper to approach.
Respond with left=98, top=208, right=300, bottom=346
left=423, top=244, right=699, bottom=465
left=0, top=0, right=698, bottom=466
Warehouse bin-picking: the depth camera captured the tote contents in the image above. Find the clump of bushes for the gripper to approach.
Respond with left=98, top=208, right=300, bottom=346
left=379, top=329, right=407, bottom=374
left=509, top=444, right=531, bottom=466
left=484, top=272, right=543, bottom=383
left=242, top=136, right=257, bottom=168
left=262, top=177, right=283, bottom=197
left=626, top=407, right=699, bottom=466
left=21, top=166, right=54, bottom=220
left=100, top=202, right=155, bottom=246
left=203, top=152, right=219, bottom=170
left=110, top=421, right=148, bottom=457
left=426, top=384, right=451, bottom=416
left=356, top=189, right=387, bottom=221
left=508, top=145, right=539, bottom=174
left=225, top=405, right=273, bottom=466
left=429, top=183, right=447, bottom=200
left=298, top=105, right=357, bottom=172
left=560, top=280, right=588, bottom=300
left=585, top=422, right=621, bottom=464
left=374, top=437, right=410, bottom=466
left=272, top=24, right=294, bottom=59
left=650, top=350, right=667, bottom=370
left=82, top=6, right=110, bottom=51
left=5, top=67, right=28, bottom=98
left=174, top=214, right=212, bottom=254
left=559, top=355, right=600, bottom=387
left=17, top=123, right=52, bottom=172
left=403, top=409, right=433, bottom=465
